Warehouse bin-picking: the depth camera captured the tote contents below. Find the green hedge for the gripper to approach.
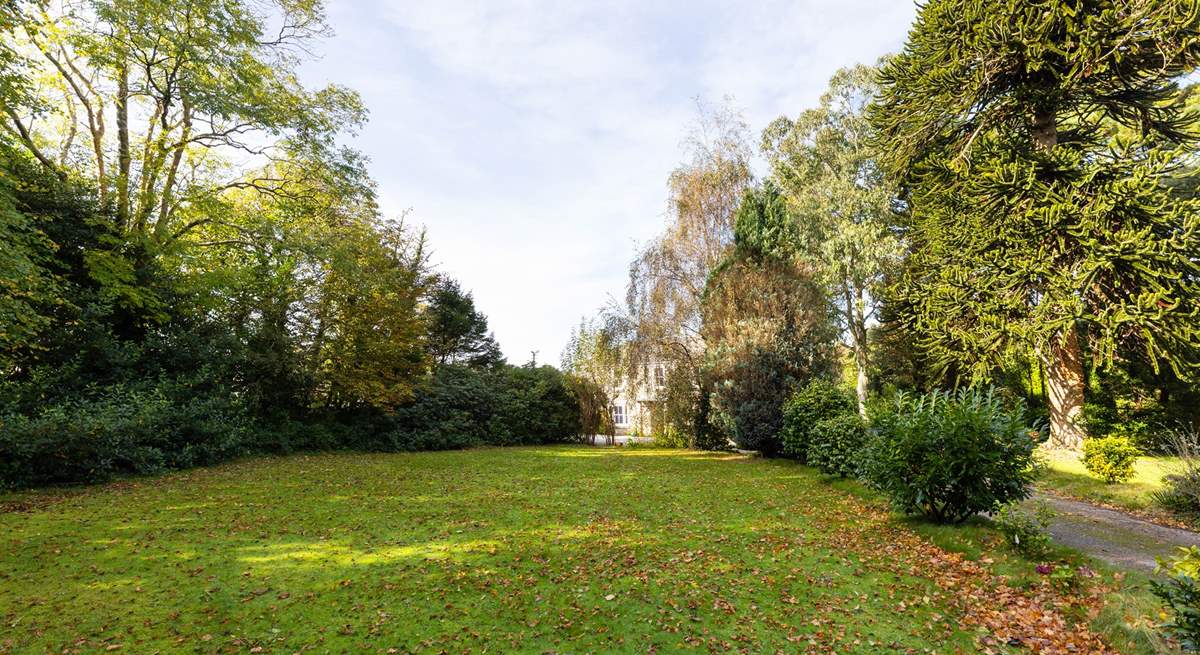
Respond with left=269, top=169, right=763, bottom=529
left=0, top=364, right=583, bottom=489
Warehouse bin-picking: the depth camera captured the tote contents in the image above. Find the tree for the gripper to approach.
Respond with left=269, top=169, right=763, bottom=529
left=702, top=183, right=837, bottom=455
left=4, top=0, right=362, bottom=248
left=762, top=65, right=901, bottom=414
left=624, top=99, right=754, bottom=445
left=313, top=218, right=431, bottom=410
left=425, top=277, right=503, bottom=368
left=560, top=316, right=622, bottom=440
left=872, top=0, right=1200, bottom=447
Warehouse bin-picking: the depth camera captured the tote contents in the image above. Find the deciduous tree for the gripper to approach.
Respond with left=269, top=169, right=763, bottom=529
left=762, top=65, right=901, bottom=414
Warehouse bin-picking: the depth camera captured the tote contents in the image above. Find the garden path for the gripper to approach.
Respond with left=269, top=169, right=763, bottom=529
left=1033, top=492, right=1199, bottom=572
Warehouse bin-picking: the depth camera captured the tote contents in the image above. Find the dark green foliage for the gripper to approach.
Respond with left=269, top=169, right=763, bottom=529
left=729, top=180, right=798, bottom=262
left=0, top=142, right=582, bottom=489
left=1152, top=547, right=1200, bottom=652
left=703, top=184, right=838, bottom=456
left=426, top=277, right=504, bottom=368
left=860, top=387, right=1041, bottom=523
left=807, top=413, right=868, bottom=478
left=0, top=383, right=254, bottom=488
left=713, top=349, right=794, bottom=456
left=381, top=364, right=582, bottom=453
left=1081, top=436, right=1140, bottom=484
left=781, top=379, right=857, bottom=462
left=872, top=0, right=1200, bottom=449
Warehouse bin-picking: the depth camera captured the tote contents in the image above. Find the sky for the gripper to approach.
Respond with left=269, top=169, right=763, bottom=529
left=298, top=0, right=919, bottom=365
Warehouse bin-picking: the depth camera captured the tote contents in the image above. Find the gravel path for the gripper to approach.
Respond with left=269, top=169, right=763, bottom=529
left=1033, top=492, right=1200, bottom=572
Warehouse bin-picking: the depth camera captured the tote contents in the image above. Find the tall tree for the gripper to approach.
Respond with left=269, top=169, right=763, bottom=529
left=625, top=99, right=753, bottom=445
left=425, top=277, right=504, bottom=368
left=872, top=0, right=1200, bottom=447
left=762, top=65, right=901, bottom=414
left=4, top=0, right=362, bottom=248
left=702, top=182, right=837, bottom=454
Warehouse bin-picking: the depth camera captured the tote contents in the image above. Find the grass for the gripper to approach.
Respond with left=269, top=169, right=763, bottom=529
left=0, top=447, right=1161, bottom=654
left=1037, top=448, right=1184, bottom=518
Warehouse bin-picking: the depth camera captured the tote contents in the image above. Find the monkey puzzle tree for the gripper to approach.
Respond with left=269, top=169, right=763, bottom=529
left=872, top=0, right=1200, bottom=448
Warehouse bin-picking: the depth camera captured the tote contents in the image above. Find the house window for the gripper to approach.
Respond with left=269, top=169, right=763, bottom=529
left=611, top=404, right=626, bottom=425
left=654, top=366, right=665, bottom=386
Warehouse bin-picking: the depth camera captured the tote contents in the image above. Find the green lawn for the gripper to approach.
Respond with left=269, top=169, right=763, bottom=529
left=1037, top=448, right=1185, bottom=519
left=0, top=447, right=1133, bottom=654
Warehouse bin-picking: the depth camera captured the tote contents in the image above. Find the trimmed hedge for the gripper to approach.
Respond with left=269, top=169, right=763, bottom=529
left=807, top=413, right=868, bottom=477
left=781, top=379, right=856, bottom=462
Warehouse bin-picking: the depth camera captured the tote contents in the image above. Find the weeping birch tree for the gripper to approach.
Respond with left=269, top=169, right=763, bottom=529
left=762, top=65, right=901, bottom=414
left=625, top=99, right=753, bottom=446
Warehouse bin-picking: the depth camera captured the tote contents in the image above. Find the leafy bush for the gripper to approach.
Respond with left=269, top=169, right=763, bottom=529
left=1081, top=435, right=1140, bottom=484
left=993, top=500, right=1054, bottom=558
left=383, top=364, right=582, bottom=452
left=652, top=424, right=688, bottom=448
left=1155, top=428, right=1200, bottom=518
left=781, top=379, right=857, bottom=462
left=807, top=413, right=868, bottom=477
left=711, top=348, right=797, bottom=456
left=1152, top=546, right=1200, bottom=652
left=0, top=362, right=585, bottom=489
left=860, top=387, right=1041, bottom=523
left=0, top=384, right=254, bottom=488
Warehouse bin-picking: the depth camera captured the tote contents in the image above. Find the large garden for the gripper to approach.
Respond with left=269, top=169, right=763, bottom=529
left=4, top=0, right=1200, bottom=653
left=0, top=447, right=1151, bottom=654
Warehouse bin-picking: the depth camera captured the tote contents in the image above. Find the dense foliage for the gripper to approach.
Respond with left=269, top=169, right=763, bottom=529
left=871, top=0, right=1200, bottom=448
left=1081, top=436, right=1140, bottom=484
left=861, top=388, right=1042, bottom=523
left=1152, top=546, right=1200, bottom=652
left=0, top=1, right=584, bottom=489
left=762, top=64, right=900, bottom=412
left=780, top=379, right=857, bottom=462
left=703, top=183, right=837, bottom=455
left=807, top=413, right=868, bottom=478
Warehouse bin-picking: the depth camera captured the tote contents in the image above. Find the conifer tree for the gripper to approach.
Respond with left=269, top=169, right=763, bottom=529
left=872, top=0, right=1200, bottom=447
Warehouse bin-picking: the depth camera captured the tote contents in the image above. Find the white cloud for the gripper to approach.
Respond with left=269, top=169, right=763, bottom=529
left=302, top=0, right=917, bottom=363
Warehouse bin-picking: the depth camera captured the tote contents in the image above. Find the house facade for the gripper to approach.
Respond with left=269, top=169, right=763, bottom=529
left=609, top=362, right=667, bottom=436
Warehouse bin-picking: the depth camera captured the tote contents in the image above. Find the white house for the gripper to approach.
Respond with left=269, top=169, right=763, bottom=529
left=608, top=362, right=667, bottom=435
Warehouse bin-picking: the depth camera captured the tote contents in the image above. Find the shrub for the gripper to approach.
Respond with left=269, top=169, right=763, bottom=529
left=652, top=425, right=688, bottom=448
left=1154, top=427, right=1200, bottom=519
left=807, top=413, right=869, bottom=477
left=781, top=379, right=857, bottom=462
left=0, top=384, right=253, bottom=488
left=859, top=387, right=1041, bottom=523
left=711, top=348, right=796, bottom=456
left=1081, top=435, right=1140, bottom=484
left=1152, top=546, right=1200, bottom=652
left=993, top=500, right=1054, bottom=558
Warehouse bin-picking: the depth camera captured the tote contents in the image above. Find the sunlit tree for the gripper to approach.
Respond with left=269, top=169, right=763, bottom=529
left=872, top=0, right=1200, bottom=447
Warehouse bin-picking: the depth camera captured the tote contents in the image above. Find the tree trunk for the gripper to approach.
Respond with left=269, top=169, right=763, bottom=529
left=847, top=283, right=869, bottom=416
left=116, top=60, right=131, bottom=228
left=1043, top=324, right=1086, bottom=449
